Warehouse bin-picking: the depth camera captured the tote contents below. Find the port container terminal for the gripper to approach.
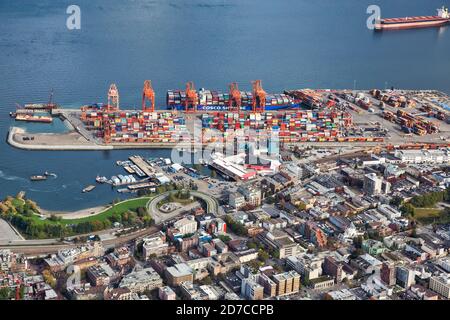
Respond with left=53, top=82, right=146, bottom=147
left=7, top=80, right=450, bottom=151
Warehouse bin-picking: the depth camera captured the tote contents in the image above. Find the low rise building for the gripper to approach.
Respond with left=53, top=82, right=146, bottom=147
left=119, top=267, right=163, bottom=293
left=44, top=242, right=104, bottom=272
left=142, top=234, right=170, bottom=259
left=429, top=274, right=450, bottom=299
left=241, top=275, right=264, bottom=300
left=325, top=289, right=357, bottom=300
left=259, top=230, right=301, bottom=259
left=309, top=276, right=335, bottom=290
left=86, top=263, right=116, bottom=287
left=272, top=271, right=301, bottom=296
left=173, top=215, right=198, bottom=235
left=165, top=263, right=194, bottom=286
left=286, top=254, right=323, bottom=280
left=159, top=286, right=177, bottom=300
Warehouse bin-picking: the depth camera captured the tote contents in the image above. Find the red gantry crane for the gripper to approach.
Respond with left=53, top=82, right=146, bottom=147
left=184, top=81, right=198, bottom=112
left=107, top=83, right=120, bottom=112
left=228, top=82, right=242, bottom=113
left=103, top=118, right=112, bottom=144
left=252, top=80, right=266, bottom=113
left=142, top=80, right=155, bottom=112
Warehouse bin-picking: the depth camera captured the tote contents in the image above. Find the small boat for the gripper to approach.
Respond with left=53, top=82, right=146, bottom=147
left=30, top=175, right=47, bottom=181
left=95, top=176, right=108, bottom=184
left=82, top=185, right=96, bottom=193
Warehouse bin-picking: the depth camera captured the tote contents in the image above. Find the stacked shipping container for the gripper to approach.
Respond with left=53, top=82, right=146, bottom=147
left=167, top=89, right=297, bottom=111
left=200, top=111, right=354, bottom=143
left=82, top=110, right=192, bottom=144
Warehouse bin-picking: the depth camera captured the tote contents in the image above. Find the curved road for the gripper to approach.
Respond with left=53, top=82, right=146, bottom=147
left=0, top=192, right=218, bottom=254
left=147, top=191, right=218, bottom=224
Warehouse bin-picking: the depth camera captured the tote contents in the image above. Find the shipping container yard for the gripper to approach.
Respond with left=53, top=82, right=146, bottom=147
left=7, top=82, right=450, bottom=151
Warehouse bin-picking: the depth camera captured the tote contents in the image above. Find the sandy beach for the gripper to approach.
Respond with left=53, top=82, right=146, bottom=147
left=39, top=205, right=111, bottom=220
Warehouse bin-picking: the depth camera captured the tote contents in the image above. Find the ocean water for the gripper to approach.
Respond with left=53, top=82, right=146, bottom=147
left=0, top=0, right=449, bottom=211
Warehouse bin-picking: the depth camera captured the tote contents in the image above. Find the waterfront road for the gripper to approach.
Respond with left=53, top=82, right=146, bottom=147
left=0, top=219, right=24, bottom=242
left=0, top=225, right=160, bottom=256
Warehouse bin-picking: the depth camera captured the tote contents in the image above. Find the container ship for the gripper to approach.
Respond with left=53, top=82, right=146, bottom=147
left=375, top=6, right=450, bottom=30
left=167, top=88, right=300, bottom=111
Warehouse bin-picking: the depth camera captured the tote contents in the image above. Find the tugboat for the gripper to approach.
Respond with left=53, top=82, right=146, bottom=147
left=30, top=175, right=47, bottom=181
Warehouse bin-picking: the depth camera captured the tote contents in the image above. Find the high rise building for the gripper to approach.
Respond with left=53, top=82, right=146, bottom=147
left=323, top=256, right=343, bottom=283
left=429, top=274, right=450, bottom=299
left=396, top=266, right=415, bottom=288
left=380, top=262, right=396, bottom=286
left=363, top=173, right=382, bottom=195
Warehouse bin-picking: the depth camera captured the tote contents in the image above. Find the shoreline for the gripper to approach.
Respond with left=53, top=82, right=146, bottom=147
left=39, top=205, right=111, bottom=220
left=7, top=126, right=206, bottom=151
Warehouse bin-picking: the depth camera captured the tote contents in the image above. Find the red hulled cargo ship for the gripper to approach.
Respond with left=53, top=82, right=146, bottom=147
left=375, top=6, right=449, bottom=30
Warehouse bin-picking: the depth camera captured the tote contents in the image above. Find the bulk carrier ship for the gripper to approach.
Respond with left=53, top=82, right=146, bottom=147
left=375, top=6, right=450, bottom=30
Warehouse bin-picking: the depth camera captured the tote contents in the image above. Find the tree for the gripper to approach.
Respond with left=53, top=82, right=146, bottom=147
left=248, top=260, right=262, bottom=271
left=353, top=235, right=364, bottom=249
left=217, top=234, right=231, bottom=243
left=200, top=276, right=212, bottom=285
left=42, top=269, right=57, bottom=288
left=247, top=241, right=258, bottom=250
left=137, top=207, right=147, bottom=217
left=265, top=196, right=276, bottom=204
left=296, top=201, right=307, bottom=211
left=400, top=203, right=415, bottom=217
left=258, top=249, right=270, bottom=263
left=390, top=196, right=403, bottom=207
left=0, top=287, right=12, bottom=300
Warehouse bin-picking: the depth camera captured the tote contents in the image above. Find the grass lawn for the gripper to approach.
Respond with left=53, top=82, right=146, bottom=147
left=414, top=207, right=442, bottom=218
left=414, top=207, right=450, bottom=224
left=62, top=197, right=151, bottom=225
left=29, top=197, right=151, bottom=226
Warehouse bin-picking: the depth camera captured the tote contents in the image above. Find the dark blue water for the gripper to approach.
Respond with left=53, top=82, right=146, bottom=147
left=1, top=0, right=449, bottom=211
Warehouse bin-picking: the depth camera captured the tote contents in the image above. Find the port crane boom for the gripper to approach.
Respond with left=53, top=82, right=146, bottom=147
left=252, top=80, right=266, bottom=113
left=142, top=80, right=155, bottom=112
left=184, top=81, right=198, bottom=112
left=228, top=82, right=242, bottom=113
left=107, top=83, right=120, bottom=112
